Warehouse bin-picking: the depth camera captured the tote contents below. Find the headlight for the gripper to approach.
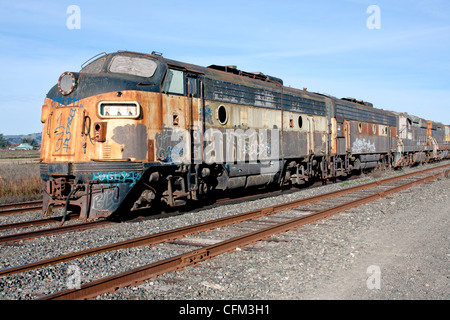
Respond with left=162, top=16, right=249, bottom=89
left=58, top=72, right=76, bottom=95
left=41, top=104, right=49, bottom=123
left=98, top=101, right=141, bottom=119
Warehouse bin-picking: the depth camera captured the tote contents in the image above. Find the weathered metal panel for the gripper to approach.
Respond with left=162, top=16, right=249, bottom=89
left=47, top=163, right=71, bottom=176
left=336, top=137, right=346, bottom=155
left=282, top=92, right=327, bottom=116
left=203, top=99, right=327, bottom=161
left=313, top=132, right=326, bottom=154
left=283, top=131, right=308, bottom=157
left=204, top=78, right=327, bottom=116
left=335, top=100, right=396, bottom=127
left=204, top=78, right=281, bottom=109
left=349, top=120, right=391, bottom=154
left=429, top=122, right=445, bottom=145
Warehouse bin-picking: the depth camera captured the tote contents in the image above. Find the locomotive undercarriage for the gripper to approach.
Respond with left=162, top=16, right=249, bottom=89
left=40, top=161, right=146, bottom=220
left=133, top=164, right=219, bottom=209
left=40, top=162, right=222, bottom=220
left=137, top=149, right=447, bottom=214
left=40, top=148, right=446, bottom=221
left=393, top=150, right=444, bottom=168
left=42, top=177, right=136, bottom=221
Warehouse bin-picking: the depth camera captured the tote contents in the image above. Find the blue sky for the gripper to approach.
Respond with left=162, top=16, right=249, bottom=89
left=0, top=0, right=449, bottom=135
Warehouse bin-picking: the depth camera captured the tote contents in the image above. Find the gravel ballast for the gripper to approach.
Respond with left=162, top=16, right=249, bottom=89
left=0, top=161, right=449, bottom=300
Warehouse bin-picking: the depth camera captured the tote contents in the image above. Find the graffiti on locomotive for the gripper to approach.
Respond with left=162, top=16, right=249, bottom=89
left=169, top=122, right=280, bottom=173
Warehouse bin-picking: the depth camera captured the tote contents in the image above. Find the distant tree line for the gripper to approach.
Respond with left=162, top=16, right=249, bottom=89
left=0, top=134, right=10, bottom=149
left=0, top=134, right=39, bottom=149
left=21, top=137, right=38, bottom=146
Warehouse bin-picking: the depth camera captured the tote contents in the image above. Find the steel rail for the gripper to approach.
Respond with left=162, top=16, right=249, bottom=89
left=0, top=220, right=113, bottom=245
left=0, top=201, right=64, bottom=217
left=2, top=163, right=448, bottom=277
left=0, top=213, right=79, bottom=231
left=0, top=200, right=42, bottom=211
left=0, top=205, right=42, bottom=216
left=37, top=167, right=448, bottom=300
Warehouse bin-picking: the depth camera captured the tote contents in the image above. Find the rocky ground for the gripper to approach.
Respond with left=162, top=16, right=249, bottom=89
left=104, top=166, right=449, bottom=301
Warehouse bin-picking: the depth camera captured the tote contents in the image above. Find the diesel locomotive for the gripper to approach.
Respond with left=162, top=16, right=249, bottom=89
left=39, top=51, right=450, bottom=220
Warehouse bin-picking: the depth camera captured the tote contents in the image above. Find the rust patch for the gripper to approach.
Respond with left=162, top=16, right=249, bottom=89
left=93, top=122, right=107, bottom=142
left=148, top=139, right=155, bottom=162
left=390, top=126, right=397, bottom=137
left=111, top=124, right=148, bottom=160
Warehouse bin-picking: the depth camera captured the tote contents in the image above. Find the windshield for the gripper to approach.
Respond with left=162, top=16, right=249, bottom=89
left=109, top=55, right=158, bottom=78
left=80, top=56, right=106, bottom=73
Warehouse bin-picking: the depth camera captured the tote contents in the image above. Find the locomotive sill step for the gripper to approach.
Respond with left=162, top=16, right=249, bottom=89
left=170, top=200, right=187, bottom=207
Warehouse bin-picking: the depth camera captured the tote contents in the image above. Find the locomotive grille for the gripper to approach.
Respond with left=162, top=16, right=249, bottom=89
left=103, top=145, right=111, bottom=159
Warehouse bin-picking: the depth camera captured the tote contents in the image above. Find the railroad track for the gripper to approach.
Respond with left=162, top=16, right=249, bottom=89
left=0, top=200, right=43, bottom=216
left=0, top=213, right=79, bottom=232
left=0, top=164, right=402, bottom=244
left=0, top=188, right=287, bottom=244
left=0, top=219, right=113, bottom=245
left=0, top=200, right=67, bottom=233
left=0, top=172, right=348, bottom=243
left=1, top=163, right=444, bottom=300
left=0, top=203, right=105, bottom=244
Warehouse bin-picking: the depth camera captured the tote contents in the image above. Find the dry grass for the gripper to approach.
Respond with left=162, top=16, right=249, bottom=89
left=0, top=150, right=40, bottom=159
left=0, top=162, right=42, bottom=204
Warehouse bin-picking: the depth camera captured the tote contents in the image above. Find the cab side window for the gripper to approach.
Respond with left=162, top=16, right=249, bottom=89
left=337, top=122, right=343, bottom=137
left=187, top=76, right=197, bottom=97
left=163, top=69, right=184, bottom=95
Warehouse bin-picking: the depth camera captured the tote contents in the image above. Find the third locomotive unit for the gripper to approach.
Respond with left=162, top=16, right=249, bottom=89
left=39, top=51, right=450, bottom=220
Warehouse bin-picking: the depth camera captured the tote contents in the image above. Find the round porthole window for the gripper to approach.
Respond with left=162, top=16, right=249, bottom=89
left=217, top=105, right=228, bottom=125
left=58, top=72, right=76, bottom=95
left=298, top=115, right=303, bottom=129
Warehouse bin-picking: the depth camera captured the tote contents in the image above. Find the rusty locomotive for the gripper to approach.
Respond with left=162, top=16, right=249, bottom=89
left=39, top=51, right=450, bottom=220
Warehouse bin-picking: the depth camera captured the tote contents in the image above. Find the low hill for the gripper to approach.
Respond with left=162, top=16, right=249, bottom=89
left=4, top=133, right=42, bottom=146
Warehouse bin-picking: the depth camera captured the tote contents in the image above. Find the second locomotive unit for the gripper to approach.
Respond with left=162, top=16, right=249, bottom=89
left=39, top=51, right=450, bottom=220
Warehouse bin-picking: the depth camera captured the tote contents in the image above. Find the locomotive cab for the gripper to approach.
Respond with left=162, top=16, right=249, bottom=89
left=40, top=52, right=166, bottom=220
